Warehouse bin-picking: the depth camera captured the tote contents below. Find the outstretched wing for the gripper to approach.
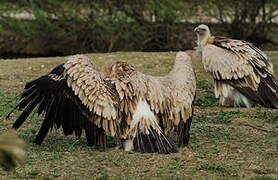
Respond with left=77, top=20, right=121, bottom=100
left=151, top=52, right=196, bottom=147
left=10, top=55, right=119, bottom=146
left=203, top=37, right=278, bottom=108
left=163, top=52, right=196, bottom=128
left=64, top=55, right=119, bottom=135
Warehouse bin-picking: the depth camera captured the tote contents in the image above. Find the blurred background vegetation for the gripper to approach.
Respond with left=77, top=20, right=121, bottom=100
left=0, top=0, right=277, bottom=57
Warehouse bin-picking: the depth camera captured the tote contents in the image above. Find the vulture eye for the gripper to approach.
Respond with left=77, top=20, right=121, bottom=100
left=199, top=28, right=206, bottom=31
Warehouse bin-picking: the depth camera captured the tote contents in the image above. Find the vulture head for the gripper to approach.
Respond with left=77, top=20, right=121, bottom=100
left=194, top=24, right=212, bottom=47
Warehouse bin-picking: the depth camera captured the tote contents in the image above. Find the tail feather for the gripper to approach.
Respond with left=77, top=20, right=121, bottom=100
left=133, top=131, right=156, bottom=153
left=154, top=128, right=178, bottom=153
left=234, top=77, right=278, bottom=108
left=133, top=127, right=177, bottom=154
left=154, top=131, right=170, bottom=153
left=125, top=98, right=178, bottom=154
left=223, top=75, right=278, bottom=108
left=259, top=77, right=278, bottom=108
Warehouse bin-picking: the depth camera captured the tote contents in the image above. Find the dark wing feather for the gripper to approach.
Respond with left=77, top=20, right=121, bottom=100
left=10, top=64, right=103, bottom=146
left=224, top=76, right=278, bottom=108
left=203, top=37, right=278, bottom=108
left=10, top=55, right=120, bottom=148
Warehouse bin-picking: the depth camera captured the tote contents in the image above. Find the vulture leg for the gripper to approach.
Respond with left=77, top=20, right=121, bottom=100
left=178, top=116, right=193, bottom=147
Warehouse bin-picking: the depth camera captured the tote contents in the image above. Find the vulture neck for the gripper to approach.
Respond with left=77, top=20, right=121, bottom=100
left=197, top=33, right=214, bottom=48
left=171, top=54, right=190, bottom=73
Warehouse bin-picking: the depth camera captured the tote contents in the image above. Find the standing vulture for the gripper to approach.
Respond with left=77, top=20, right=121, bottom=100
left=194, top=24, right=278, bottom=108
left=8, top=52, right=196, bottom=154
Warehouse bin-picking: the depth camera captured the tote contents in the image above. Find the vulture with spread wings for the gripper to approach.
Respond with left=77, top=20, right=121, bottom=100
left=9, top=52, right=196, bottom=154
left=194, top=24, right=278, bottom=108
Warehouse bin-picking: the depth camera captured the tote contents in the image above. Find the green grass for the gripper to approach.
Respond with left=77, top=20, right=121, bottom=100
left=0, top=51, right=277, bottom=179
left=195, top=78, right=218, bottom=107
left=199, top=162, right=241, bottom=172
left=252, top=111, right=278, bottom=123
left=193, top=110, right=242, bottom=124
left=250, top=176, right=278, bottom=180
left=251, top=111, right=278, bottom=128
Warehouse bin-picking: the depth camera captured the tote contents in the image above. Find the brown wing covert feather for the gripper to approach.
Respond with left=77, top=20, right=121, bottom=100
left=203, top=37, right=278, bottom=108
left=64, top=55, right=119, bottom=135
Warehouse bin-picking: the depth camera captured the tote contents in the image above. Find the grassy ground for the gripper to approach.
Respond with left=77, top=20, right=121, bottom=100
left=0, top=51, right=277, bottom=180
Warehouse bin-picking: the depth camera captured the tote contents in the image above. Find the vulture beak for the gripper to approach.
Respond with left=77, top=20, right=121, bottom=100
left=194, top=27, right=199, bottom=33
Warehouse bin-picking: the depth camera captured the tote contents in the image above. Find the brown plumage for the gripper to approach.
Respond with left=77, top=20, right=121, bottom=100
left=9, top=52, right=196, bottom=154
left=0, top=130, right=26, bottom=171
left=194, top=24, right=278, bottom=108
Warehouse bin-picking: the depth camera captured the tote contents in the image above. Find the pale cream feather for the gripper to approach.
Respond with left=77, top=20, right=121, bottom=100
left=64, top=55, right=119, bottom=136
left=195, top=24, right=277, bottom=108
left=63, top=52, right=196, bottom=139
left=107, top=52, right=196, bottom=134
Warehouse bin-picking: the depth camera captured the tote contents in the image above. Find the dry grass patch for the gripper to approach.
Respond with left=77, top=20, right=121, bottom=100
left=0, top=51, right=277, bottom=179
